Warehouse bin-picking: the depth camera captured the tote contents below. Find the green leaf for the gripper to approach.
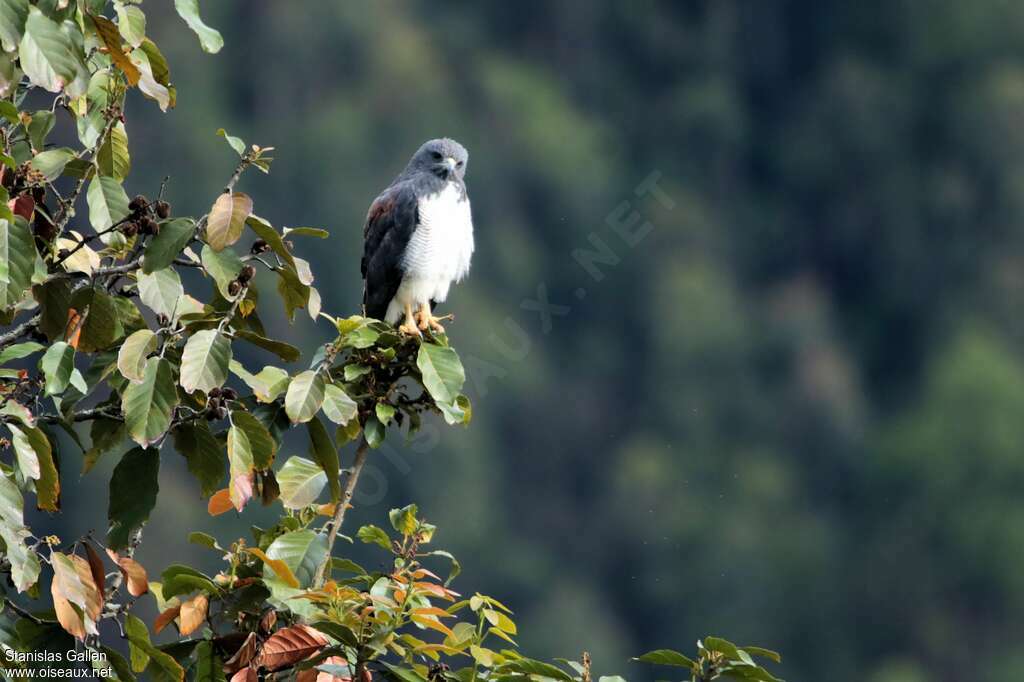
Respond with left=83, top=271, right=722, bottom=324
left=321, top=383, right=357, bottom=426
left=34, top=277, right=73, bottom=342
left=0, top=0, right=28, bottom=53
left=231, top=410, right=276, bottom=470
left=344, top=364, right=371, bottom=381
left=179, top=329, right=231, bottom=394
left=29, top=147, right=74, bottom=182
left=121, top=357, right=177, bottom=447
left=137, top=268, right=184, bottom=320
left=226, top=423, right=253, bottom=509
left=117, top=329, right=157, bottom=383
left=97, top=120, right=130, bottom=181
left=229, top=360, right=288, bottom=403
left=496, top=659, right=575, bottom=682
left=173, top=0, right=222, bottom=53
left=18, top=7, right=81, bottom=93
left=100, top=645, right=137, bottom=681
left=39, top=341, right=74, bottom=395
left=86, top=176, right=130, bottom=231
left=364, top=415, right=384, bottom=449
left=171, top=422, right=224, bottom=498
left=188, top=531, right=220, bottom=550
left=69, top=286, right=123, bottom=352
left=115, top=3, right=146, bottom=47
left=233, top=329, right=300, bottom=363
left=276, top=456, right=327, bottom=509
left=193, top=640, right=226, bottom=682
left=741, top=647, right=782, bottom=664
left=205, top=191, right=252, bottom=251
left=83, top=418, right=124, bottom=474
left=216, top=128, right=245, bottom=157
left=633, top=650, right=696, bottom=668
left=200, top=244, right=242, bottom=300
left=285, top=370, right=324, bottom=424
left=375, top=402, right=396, bottom=426
left=389, top=504, right=418, bottom=535
left=129, top=42, right=170, bottom=111
left=0, top=217, right=36, bottom=312
left=245, top=214, right=295, bottom=269
left=357, top=524, right=391, bottom=551
left=263, top=529, right=327, bottom=592
left=306, top=416, right=340, bottom=503
left=143, top=218, right=194, bottom=273
left=0, top=523, right=39, bottom=592
left=283, top=226, right=329, bottom=239
left=0, top=341, right=44, bottom=364
left=417, top=343, right=466, bottom=405
left=125, top=613, right=183, bottom=681
left=107, top=447, right=159, bottom=550
left=161, top=564, right=218, bottom=599
left=8, top=424, right=58, bottom=511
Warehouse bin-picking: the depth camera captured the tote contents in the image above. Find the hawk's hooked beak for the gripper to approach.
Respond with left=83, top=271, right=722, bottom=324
left=444, top=157, right=457, bottom=172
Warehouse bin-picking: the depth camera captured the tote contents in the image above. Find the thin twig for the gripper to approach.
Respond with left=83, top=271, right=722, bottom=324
left=313, top=437, right=370, bottom=587
left=0, top=314, right=42, bottom=350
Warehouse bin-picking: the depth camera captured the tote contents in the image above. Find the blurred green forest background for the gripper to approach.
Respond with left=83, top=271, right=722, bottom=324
left=28, top=1, right=1024, bottom=680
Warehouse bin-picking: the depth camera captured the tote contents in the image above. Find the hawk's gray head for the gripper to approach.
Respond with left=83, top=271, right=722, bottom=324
left=406, top=138, right=469, bottom=181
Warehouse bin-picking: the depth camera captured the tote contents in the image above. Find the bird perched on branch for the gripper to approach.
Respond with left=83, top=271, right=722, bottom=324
left=361, top=138, right=474, bottom=335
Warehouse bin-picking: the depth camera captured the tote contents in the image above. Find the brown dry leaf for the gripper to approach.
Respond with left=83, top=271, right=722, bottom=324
left=223, top=632, right=259, bottom=674
left=105, top=549, right=149, bottom=597
left=230, top=668, right=258, bottom=682
left=254, top=624, right=329, bottom=672
left=51, top=580, right=86, bottom=640
left=179, top=593, right=208, bottom=636
left=296, top=656, right=352, bottom=682
left=208, top=488, right=234, bottom=515
left=83, top=543, right=106, bottom=601
left=54, top=553, right=103, bottom=623
left=258, top=609, right=277, bottom=634
left=89, top=14, right=140, bottom=85
left=154, top=604, right=181, bottom=634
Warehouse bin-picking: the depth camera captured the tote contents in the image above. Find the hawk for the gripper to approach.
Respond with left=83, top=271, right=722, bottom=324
left=361, top=138, right=474, bottom=335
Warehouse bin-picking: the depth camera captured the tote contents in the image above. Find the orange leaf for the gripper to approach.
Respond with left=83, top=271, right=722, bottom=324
left=413, top=582, right=456, bottom=601
left=154, top=604, right=181, bottom=634
left=411, top=607, right=455, bottom=619
left=64, top=309, right=83, bottom=348
left=223, top=632, right=259, bottom=674
left=297, top=656, right=352, bottom=682
left=245, top=548, right=299, bottom=589
left=105, top=549, right=149, bottom=597
left=410, top=615, right=455, bottom=638
left=254, top=624, right=329, bottom=672
left=179, top=593, right=208, bottom=636
left=51, top=580, right=87, bottom=640
left=208, top=488, right=234, bottom=516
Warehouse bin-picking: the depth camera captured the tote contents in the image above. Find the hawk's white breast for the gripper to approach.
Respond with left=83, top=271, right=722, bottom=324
left=385, top=182, right=474, bottom=322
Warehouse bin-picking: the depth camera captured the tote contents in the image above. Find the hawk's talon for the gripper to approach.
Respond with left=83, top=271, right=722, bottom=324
left=399, top=323, right=421, bottom=337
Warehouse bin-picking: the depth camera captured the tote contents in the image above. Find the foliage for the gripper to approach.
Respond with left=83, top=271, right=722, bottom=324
left=0, top=2, right=781, bottom=681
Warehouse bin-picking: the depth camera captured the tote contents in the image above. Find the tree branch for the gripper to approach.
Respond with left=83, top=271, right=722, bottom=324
left=0, top=314, right=41, bottom=350
left=313, top=436, right=370, bottom=587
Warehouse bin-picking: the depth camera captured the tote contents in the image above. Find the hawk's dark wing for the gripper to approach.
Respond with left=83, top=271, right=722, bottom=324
left=361, top=182, right=419, bottom=319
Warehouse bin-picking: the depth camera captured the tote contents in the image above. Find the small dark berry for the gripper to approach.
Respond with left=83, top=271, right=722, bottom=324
left=140, top=217, right=158, bottom=235
left=129, top=194, right=148, bottom=212
left=222, top=387, right=238, bottom=401
left=238, top=264, right=256, bottom=283
left=57, top=248, right=70, bottom=260
left=121, top=220, right=138, bottom=237
left=227, top=280, right=242, bottom=297
left=205, top=410, right=217, bottom=422
left=155, top=200, right=170, bottom=219
left=208, top=387, right=222, bottom=399
left=251, top=239, right=268, bottom=254
left=31, top=186, right=45, bottom=202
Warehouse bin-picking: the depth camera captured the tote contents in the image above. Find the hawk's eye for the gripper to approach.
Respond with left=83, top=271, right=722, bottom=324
left=456, top=160, right=464, bottom=168
left=430, top=151, right=443, bottom=160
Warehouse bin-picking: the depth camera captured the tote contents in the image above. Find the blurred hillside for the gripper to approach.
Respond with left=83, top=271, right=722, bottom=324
left=33, top=2, right=1024, bottom=680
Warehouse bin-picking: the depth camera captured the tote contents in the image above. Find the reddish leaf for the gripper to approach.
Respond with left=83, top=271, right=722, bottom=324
left=64, top=309, right=84, bottom=349
left=253, top=624, right=329, bottom=672
left=51, top=580, right=87, bottom=640
left=84, top=544, right=106, bottom=602
left=8, top=195, right=34, bottom=220
left=231, top=473, right=253, bottom=512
